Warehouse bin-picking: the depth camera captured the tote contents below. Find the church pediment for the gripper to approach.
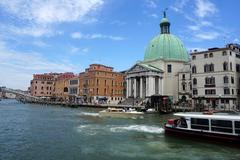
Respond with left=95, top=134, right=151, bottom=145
left=127, top=63, right=163, bottom=74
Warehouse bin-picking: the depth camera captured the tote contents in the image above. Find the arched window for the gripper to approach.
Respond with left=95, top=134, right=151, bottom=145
left=209, top=53, right=213, bottom=57
left=223, top=62, right=228, bottom=71
left=222, top=51, right=227, bottom=56
left=223, top=76, right=229, bottom=83
left=192, top=66, right=197, bottom=74
left=193, top=78, right=197, bottom=85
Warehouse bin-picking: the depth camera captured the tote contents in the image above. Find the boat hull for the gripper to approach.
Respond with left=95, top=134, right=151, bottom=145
left=164, top=125, right=240, bottom=146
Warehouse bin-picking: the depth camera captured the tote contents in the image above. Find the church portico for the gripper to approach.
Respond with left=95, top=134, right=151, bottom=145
left=126, top=64, right=163, bottom=99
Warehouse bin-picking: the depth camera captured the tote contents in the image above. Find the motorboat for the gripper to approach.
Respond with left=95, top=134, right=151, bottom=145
left=99, top=107, right=144, bottom=118
left=164, top=112, right=240, bottom=146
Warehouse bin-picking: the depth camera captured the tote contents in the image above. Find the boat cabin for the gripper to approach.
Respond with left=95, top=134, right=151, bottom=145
left=168, top=112, right=240, bottom=136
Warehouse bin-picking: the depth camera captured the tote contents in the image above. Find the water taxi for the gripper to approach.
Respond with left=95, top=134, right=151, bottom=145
left=99, top=107, right=144, bottom=118
left=164, top=112, right=240, bottom=145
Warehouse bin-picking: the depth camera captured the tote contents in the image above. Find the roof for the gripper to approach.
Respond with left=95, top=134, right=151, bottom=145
left=138, top=63, right=163, bottom=72
left=144, top=34, right=189, bottom=62
left=174, top=112, right=240, bottom=121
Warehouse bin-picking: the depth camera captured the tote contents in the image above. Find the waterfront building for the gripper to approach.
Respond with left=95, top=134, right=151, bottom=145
left=53, top=72, right=75, bottom=100
left=126, top=12, right=189, bottom=103
left=78, top=64, right=125, bottom=104
left=67, top=76, right=80, bottom=102
left=191, top=44, right=240, bottom=111
left=30, top=73, right=60, bottom=97
left=177, top=63, right=192, bottom=103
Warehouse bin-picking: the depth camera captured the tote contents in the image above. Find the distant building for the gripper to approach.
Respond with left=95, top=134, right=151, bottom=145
left=30, top=73, right=60, bottom=97
left=191, top=44, right=240, bottom=111
left=77, top=64, right=125, bottom=104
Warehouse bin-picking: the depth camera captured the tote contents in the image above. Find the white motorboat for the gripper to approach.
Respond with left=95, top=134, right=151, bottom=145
left=99, top=107, right=144, bottom=118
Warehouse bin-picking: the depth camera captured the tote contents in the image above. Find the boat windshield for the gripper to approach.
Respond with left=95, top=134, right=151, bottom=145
left=175, top=117, right=188, bottom=128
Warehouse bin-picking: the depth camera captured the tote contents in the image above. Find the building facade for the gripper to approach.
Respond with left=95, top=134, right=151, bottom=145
left=78, top=64, right=125, bottom=104
left=30, top=73, right=59, bottom=97
left=53, top=72, right=75, bottom=100
left=191, top=44, right=240, bottom=111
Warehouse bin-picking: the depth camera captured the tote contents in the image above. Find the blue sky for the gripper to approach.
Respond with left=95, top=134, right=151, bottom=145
left=0, top=0, right=239, bottom=90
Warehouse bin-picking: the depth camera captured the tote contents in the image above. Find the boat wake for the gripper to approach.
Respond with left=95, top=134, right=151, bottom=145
left=77, top=112, right=99, bottom=117
left=110, top=125, right=164, bottom=134
left=76, top=124, right=164, bottom=135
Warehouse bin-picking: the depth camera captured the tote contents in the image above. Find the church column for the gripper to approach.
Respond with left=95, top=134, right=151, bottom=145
left=158, top=77, right=161, bottom=95
left=140, top=77, right=143, bottom=98
left=146, top=76, right=149, bottom=97
left=149, top=76, right=155, bottom=96
left=134, top=78, right=137, bottom=98
left=126, top=78, right=129, bottom=98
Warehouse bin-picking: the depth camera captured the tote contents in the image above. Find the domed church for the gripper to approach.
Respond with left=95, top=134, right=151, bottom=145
left=126, top=11, right=190, bottom=103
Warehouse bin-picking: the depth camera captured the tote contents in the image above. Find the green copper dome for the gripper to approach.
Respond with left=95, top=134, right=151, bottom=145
left=144, top=34, right=189, bottom=62
left=144, top=11, right=189, bottom=62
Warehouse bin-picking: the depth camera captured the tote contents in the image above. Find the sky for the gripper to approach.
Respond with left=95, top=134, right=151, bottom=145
left=0, top=0, right=239, bottom=90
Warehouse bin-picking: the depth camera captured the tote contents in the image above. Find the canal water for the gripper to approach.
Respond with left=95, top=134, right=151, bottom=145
left=0, top=100, right=239, bottom=160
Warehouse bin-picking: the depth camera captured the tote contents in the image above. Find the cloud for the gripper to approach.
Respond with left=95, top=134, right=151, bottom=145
left=71, top=32, right=125, bottom=41
left=195, top=31, right=220, bottom=40
left=170, top=0, right=189, bottom=13
left=0, top=0, right=104, bottom=24
left=150, top=14, right=158, bottom=18
left=0, top=0, right=104, bottom=38
left=234, top=38, right=240, bottom=43
left=145, top=0, right=158, bottom=8
left=0, top=43, right=80, bottom=90
left=195, top=0, right=218, bottom=18
left=32, top=40, right=49, bottom=47
left=70, top=47, right=89, bottom=55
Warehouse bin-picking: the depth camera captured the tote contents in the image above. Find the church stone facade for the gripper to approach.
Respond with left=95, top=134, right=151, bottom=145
left=126, top=12, right=190, bottom=103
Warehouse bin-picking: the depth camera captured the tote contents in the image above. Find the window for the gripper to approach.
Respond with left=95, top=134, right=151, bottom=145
left=192, top=56, right=196, bottom=60
left=182, top=74, right=185, bottom=80
left=191, top=118, right=209, bottom=130
left=231, top=77, right=234, bottom=84
left=211, top=120, right=232, bottom=133
left=63, top=87, right=68, bottom=92
left=236, top=64, right=240, bottom=72
left=230, top=51, right=232, bottom=56
left=230, top=62, right=232, bottom=71
left=223, top=62, right=228, bottom=71
left=41, top=86, right=43, bottom=90
left=235, top=121, right=240, bottom=134
left=205, top=77, right=215, bottom=85
left=70, top=79, right=78, bottom=85
left=204, top=64, right=214, bottom=72
left=46, top=86, right=49, bottom=90
left=223, top=76, right=229, bottom=83
left=193, top=89, right=198, bottom=95
left=209, top=53, right=213, bottom=57
left=192, top=66, right=197, bottom=74
left=69, top=87, right=78, bottom=94
left=222, top=51, right=227, bottom=56
left=35, top=86, right=37, bottom=90
left=97, top=88, right=99, bottom=95
left=41, top=81, right=44, bottom=84
left=167, top=64, right=172, bottom=73
left=193, top=78, right=197, bottom=85
left=105, top=80, right=107, bottom=86
left=224, top=88, right=230, bottom=95
left=232, top=89, right=234, bottom=95
left=182, top=84, right=185, bottom=91
left=204, top=54, right=208, bottom=58
left=97, top=79, right=99, bottom=86
left=205, top=89, right=216, bottom=95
